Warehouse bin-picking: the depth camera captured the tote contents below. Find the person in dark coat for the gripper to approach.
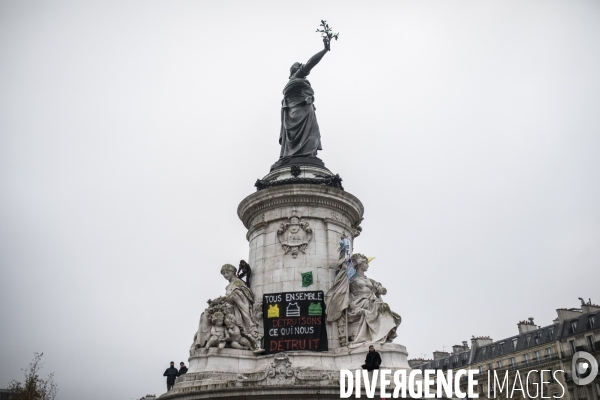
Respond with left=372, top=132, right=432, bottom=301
left=163, top=361, right=179, bottom=391
left=362, top=345, right=382, bottom=372
left=237, top=260, right=252, bottom=287
left=178, top=362, right=188, bottom=375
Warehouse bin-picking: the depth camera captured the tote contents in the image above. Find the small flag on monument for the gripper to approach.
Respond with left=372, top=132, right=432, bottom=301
left=339, top=235, right=357, bottom=283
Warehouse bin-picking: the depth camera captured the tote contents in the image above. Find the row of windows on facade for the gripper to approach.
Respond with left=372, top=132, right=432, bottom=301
left=472, top=376, right=598, bottom=400
left=421, top=315, right=597, bottom=372
left=476, top=334, right=595, bottom=373
left=478, top=327, right=556, bottom=361
left=570, top=314, right=596, bottom=332
left=477, top=314, right=596, bottom=362
left=457, top=368, right=564, bottom=399
left=430, top=332, right=595, bottom=373
left=477, top=347, right=554, bottom=374
left=428, top=347, right=553, bottom=371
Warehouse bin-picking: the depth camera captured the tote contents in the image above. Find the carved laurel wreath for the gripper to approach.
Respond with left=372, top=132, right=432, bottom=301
left=277, top=218, right=313, bottom=258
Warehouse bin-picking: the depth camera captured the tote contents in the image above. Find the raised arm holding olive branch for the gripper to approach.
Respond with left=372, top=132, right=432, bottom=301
left=290, top=39, right=330, bottom=79
left=272, top=20, right=339, bottom=170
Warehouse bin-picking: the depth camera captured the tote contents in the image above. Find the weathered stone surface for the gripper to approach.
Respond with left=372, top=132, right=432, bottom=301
left=237, top=183, right=364, bottom=305
left=191, top=265, right=263, bottom=354
left=325, top=253, right=402, bottom=347
left=166, top=170, right=412, bottom=400
left=166, top=343, right=410, bottom=399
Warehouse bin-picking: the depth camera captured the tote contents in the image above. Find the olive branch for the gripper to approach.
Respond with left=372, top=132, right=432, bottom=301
left=316, top=20, right=339, bottom=44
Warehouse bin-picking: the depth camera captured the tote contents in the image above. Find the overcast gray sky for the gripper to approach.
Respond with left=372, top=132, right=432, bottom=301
left=1, top=1, right=599, bottom=399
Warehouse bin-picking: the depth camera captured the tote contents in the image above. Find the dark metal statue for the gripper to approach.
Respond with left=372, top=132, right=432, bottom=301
left=271, top=21, right=339, bottom=170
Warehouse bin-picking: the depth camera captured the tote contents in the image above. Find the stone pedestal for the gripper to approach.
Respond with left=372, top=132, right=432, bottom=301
left=163, top=166, right=412, bottom=400
left=238, top=182, right=364, bottom=300
left=238, top=170, right=363, bottom=349
left=170, top=343, right=410, bottom=400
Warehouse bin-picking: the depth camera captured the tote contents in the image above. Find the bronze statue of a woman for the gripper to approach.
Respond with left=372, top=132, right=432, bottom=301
left=271, top=38, right=331, bottom=170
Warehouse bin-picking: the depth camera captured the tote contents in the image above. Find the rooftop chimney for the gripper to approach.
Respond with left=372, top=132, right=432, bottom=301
left=517, top=318, right=538, bottom=334
left=452, top=342, right=469, bottom=353
left=556, top=308, right=583, bottom=324
left=433, top=351, right=450, bottom=360
left=408, top=358, right=431, bottom=368
left=580, top=298, right=600, bottom=314
left=471, top=336, right=493, bottom=348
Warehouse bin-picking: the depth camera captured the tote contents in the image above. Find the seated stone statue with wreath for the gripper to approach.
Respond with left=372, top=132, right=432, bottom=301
left=192, top=264, right=264, bottom=354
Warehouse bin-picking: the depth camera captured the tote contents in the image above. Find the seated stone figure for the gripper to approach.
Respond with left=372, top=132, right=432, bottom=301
left=192, top=264, right=264, bottom=354
left=204, top=312, right=229, bottom=350
left=224, top=314, right=253, bottom=350
left=325, top=253, right=401, bottom=346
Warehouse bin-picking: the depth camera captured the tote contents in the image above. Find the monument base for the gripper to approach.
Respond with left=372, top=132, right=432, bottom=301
left=162, top=343, right=411, bottom=399
left=270, top=155, right=327, bottom=171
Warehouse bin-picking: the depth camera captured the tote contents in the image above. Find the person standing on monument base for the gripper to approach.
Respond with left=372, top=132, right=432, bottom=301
left=178, top=362, right=188, bottom=376
left=163, top=361, right=179, bottom=391
left=237, top=260, right=251, bottom=287
left=362, top=345, right=382, bottom=372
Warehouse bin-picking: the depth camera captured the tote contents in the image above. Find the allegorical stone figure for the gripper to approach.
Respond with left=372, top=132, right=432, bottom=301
left=325, top=253, right=401, bottom=345
left=193, top=264, right=263, bottom=353
left=220, top=264, right=259, bottom=337
left=272, top=38, right=331, bottom=169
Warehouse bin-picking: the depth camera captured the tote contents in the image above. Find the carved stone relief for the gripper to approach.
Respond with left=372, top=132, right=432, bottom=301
left=330, top=211, right=362, bottom=237
left=235, top=352, right=333, bottom=387
left=266, top=353, right=296, bottom=385
left=277, top=211, right=313, bottom=258
left=331, top=211, right=350, bottom=225
left=191, top=264, right=264, bottom=354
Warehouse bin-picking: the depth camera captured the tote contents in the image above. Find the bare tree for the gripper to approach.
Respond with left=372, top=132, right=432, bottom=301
left=8, top=353, right=58, bottom=400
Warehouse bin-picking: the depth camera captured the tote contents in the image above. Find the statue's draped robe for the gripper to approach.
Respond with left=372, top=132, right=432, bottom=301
left=193, top=277, right=258, bottom=349
left=279, top=78, right=322, bottom=159
left=325, top=266, right=401, bottom=345
left=194, top=311, right=211, bottom=348
left=325, top=265, right=351, bottom=323
left=349, top=276, right=401, bottom=345
left=225, top=277, right=258, bottom=337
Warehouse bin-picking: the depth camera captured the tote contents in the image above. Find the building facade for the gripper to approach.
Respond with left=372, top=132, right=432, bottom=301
left=0, top=389, right=13, bottom=400
left=410, top=300, right=600, bottom=400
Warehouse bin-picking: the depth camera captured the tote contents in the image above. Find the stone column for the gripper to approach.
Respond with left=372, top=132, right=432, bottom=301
left=238, top=182, right=364, bottom=350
